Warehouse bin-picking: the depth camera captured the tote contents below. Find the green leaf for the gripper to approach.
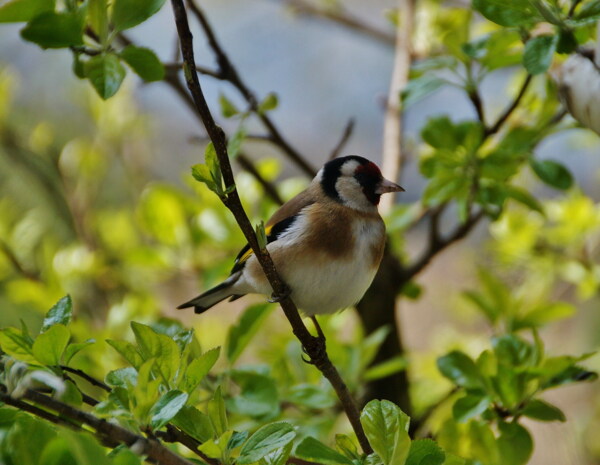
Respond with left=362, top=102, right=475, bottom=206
left=179, top=346, right=220, bottom=393
left=492, top=334, right=534, bottom=367
left=41, top=295, right=73, bottom=333
left=287, top=384, right=336, bottom=409
left=149, top=390, right=188, bottom=430
left=295, top=437, right=353, bottom=465
left=191, top=163, right=217, bottom=191
left=106, top=339, right=144, bottom=368
left=258, top=92, right=278, bottom=113
left=260, top=441, right=293, bottom=465
left=20, top=10, right=84, bottom=48
left=227, top=127, right=246, bottom=159
left=172, top=405, right=215, bottom=443
left=228, top=431, right=249, bottom=450
left=452, top=392, right=490, bottom=423
left=401, top=75, right=446, bottom=108
left=227, top=370, right=280, bottom=419
left=523, top=35, right=558, bottom=75
left=32, top=324, right=70, bottom=366
left=238, top=422, right=296, bottom=464
left=360, top=399, right=411, bottom=465
left=111, top=0, right=166, bottom=31
left=497, top=422, right=532, bottom=465
left=530, top=159, right=573, bottom=190
left=364, top=356, right=409, bottom=381
left=335, top=434, right=360, bottom=461
left=85, top=53, right=126, bottom=99
left=542, top=364, right=597, bottom=389
left=473, top=0, right=540, bottom=26
left=574, top=0, right=600, bottom=21
left=106, top=367, right=137, bottom=388
left=208, top=386, right=228, bottom=437
left=521, top=399, right=566, bottom=422
left=219, top=93, right=240, bottom=118
left=405, top=439, right=445, bottom=465
left=504, top=186, right=544, bottom=214
left=227, top=303, right=272, bottom=363
left=131, top=321, right=180, bottom=384
left=0, top=0, right=54, bottom=23
left=517, top=302, right=575, bottom=328
left=120, top=46, right=165, bottom=82
left=63, top=339, right=95, bottom=364
left=0, top=327, right=35, bottom=361
left=437, top=351, right=482, bottom=389
left=88, top=0, right=108, bottom=45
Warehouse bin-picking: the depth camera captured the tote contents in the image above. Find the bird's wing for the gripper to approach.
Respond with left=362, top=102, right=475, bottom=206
left=230, top=188, right=316, bottom=274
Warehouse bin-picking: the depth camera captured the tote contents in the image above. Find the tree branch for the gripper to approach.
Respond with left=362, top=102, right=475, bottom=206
left=185, top=0, right=316, bottom=177
left=0, top=388, right=194, bottom=465
left=485, top=74, right=532, bottom=136
left=380, top=0, right=415, bottom=214
left=169, top=0, right=371, bottom=454
left=328, top=118, right=355, bottom=160
left=60, top=365, right=110, bottom=392
left=281, top=0, right=396, bottom=46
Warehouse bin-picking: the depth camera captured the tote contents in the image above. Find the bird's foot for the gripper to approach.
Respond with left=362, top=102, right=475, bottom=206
left=268, top=284, right=292, bottom=303
left=301, top=333, right=327, bottom=366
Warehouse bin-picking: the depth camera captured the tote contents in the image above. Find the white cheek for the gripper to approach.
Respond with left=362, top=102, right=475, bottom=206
left=335, top=177, right=373, bottom=212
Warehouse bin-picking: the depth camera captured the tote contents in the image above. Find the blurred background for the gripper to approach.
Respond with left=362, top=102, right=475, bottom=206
left=0, top=0, right=599, bottom=463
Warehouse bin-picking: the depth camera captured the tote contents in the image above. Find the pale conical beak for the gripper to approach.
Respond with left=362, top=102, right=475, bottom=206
left=375, top=178, right=405, bottom=194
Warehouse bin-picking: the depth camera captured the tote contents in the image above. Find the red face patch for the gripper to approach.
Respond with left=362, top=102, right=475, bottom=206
left=355, top=162, right=382, bottom=178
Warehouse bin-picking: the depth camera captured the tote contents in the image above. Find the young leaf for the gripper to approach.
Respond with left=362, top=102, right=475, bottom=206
left=227, top=370, right=280, bottom=419
left=0, top=327, right=35, bottom=361
left=530, top=159, right=573, bottom=190
left=295, top=437, right=353, bottom=465
left=120, top=46, right=165, bottom=82
left=437, top=351, right=482, bottom=389
left=405, top=439, right=445, bottom=465
left=523, top=35, right=558, bottom=75
left=360, top=399, right=411, bottom=465
left=149, top=390, right=188, bottom=430
left=64, top=339, right=95, bottom=364
left=227, top=127, right=246, bottom=159
left=111, top=0, right=166, bottom=32
left=179, top=346, right=220, bottom=393
left=106, top=339, right=144, bottom=368
left=497, top=422, right=533, bottom=465
left=521, top=399, right=566, bottom=422
left=88, top=0, right=108, bottom=45
left=131, top=322, right=180, bottom=384
left=452, top=392, right=490, bottom=423
left=21, top=10, right=84, bottom=48
left=41, top=295, right=73, bottom=333
left=473, top=0, right=540, bottom=27
left=172, top=405, right=215, bottom=443
left=238, top=422, right=296, bottom=464
left=219, top=93, right=240, bottom=118
left=227, top=303, right=272, bottom=363
left=191, top=163, right=217, bottom=192
left=401, top=75, right=446, bottom=108
left=258, top=92, right=278, bottom=113
left=208, top=386, right=228, bottom=437
left=0, top=0, right=54, bottom=23
left=335, top=434, right=360, bottom=461
left=32, top=324, right=70, bottom=366
left=84, top=53, right=126, bottom=100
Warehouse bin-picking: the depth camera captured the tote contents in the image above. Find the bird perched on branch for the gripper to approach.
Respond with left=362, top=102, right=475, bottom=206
left=178, top=155, right=404, bottom=316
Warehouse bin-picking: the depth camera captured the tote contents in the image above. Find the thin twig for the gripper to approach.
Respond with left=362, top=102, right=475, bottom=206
left=468, top=88, right=486, bottom=128
left=158, top=425, right=220, bottom=465
left=164, top=62, right=223, bottom=79
left=486, top=74, right=532, bottom=136
left=380, top=0, right=416, bottom=214
left=0, top=391, right=84, bottom=430
left=60, top=365, right=111, bottom=392
left=328, top=118, right=355, bottom=160
left=282, top=0, right=395, bottom=46
left=169, top=0, right=371, bottom=453
left=401, top=209, right=485, bottom=283
left=186, top=0, right=316, bottom=177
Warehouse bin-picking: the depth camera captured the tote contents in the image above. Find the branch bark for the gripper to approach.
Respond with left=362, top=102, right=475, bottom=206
left=169, top=0, right=371, bottom=454
left=379, top=0, right=416, bottom=214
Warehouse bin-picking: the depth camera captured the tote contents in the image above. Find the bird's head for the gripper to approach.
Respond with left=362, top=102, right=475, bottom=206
left=317, top=156, right=404, bottom=211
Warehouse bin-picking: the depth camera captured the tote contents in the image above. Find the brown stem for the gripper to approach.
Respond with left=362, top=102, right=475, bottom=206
left=185, top=0, right=316, bottom=177
left=1, top=389, right=194, bottom=465
left=328, top=118, right=355, bottom=160
left=157, top=425, right=220, bottom=465
left=169, top=0, right=371, bottom=454
left=486, top=74, right=532, bottom=136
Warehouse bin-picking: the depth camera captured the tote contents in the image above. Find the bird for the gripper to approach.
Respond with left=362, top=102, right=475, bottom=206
left=177, top=155, right=404, bottom=316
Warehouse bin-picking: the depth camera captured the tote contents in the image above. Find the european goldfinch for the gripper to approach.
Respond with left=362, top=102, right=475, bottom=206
left=178, top=156, right=404, bottom=316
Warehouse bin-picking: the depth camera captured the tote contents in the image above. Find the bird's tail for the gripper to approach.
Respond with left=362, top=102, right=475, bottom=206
left=177, top=274, right=244, bottom=314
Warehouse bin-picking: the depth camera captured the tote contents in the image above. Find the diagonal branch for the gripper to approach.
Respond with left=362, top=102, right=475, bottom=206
left=169, top=0, right=371, bottom=454
left=185, top=0, right=316, bottom=177
left=485, top=74, right=532, bottom=136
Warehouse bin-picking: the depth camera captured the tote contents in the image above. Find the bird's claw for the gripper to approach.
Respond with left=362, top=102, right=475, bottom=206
left=268, top=285, right=292, bottom=303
